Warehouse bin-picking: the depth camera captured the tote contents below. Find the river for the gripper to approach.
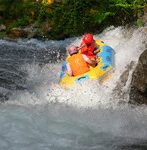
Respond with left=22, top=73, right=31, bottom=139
left=0, top=27, right=147, bottom=150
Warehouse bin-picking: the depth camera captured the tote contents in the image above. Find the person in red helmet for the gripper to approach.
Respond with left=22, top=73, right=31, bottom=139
left=66, top=45, right=97, bottom=76
left=80, top=33, right=100, bottom=60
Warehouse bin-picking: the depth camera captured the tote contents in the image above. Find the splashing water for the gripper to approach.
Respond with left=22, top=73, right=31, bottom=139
left=0, top=27, right=147, bottom=150
left=8, top=26, right=145, bottom=109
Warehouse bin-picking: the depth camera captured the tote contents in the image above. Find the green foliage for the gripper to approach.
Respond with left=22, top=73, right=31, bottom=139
left=0, top=0, right=24, bottom=19
left=48, top=0, right=102, bottom=37
left=107, top=0, right=145, bottom=25
left=0, top=0, right=145, bottom=39
left=37, top=5, right=49, bottom=23
left=45, top=0, right=146, bottom=38
left=94, top=12, right=114, bottom=24
left=135, top=19, right=144, bottom=27
left=14, top=16, right=29, bottom=27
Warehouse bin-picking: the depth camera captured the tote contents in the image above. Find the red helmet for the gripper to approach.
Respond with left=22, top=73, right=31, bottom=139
left=68, top=46, right=78, bottom=55
left=82, top=33, right=94, bottom=45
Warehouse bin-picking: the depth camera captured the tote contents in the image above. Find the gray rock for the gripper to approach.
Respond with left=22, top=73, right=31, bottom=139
left=129, top=50, right=147, bottom=104
left=112, top=61, right=135, bottom=103
left=0, top=24, right=6, bottom=31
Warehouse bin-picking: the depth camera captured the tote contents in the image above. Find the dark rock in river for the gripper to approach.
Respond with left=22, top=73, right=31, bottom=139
left=129, top=49, right=147, bottom=104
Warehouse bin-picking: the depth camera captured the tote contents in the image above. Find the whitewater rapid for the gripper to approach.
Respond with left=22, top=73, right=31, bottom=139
left=0, top=26, right=147, bottom=150
left=4, top=26, right=146, bottom=108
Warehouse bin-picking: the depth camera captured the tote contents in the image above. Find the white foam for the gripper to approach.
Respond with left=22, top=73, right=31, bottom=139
left=7, top=27, right=147, bottom=109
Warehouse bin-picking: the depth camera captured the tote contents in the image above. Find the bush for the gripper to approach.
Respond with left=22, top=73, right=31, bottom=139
left=0, top=0, right=145, bottom=39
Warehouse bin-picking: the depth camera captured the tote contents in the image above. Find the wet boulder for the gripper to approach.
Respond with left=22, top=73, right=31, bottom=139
left=129, top=49, right=147, bottom=104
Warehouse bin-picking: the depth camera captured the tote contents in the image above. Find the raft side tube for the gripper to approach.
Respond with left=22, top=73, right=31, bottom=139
left=99, top=45, right=114, bottom=71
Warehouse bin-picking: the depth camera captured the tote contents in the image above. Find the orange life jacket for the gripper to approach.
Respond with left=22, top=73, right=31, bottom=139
left=80, top=40, right=96, bottom=59
left=67, top=53, right=90, bottom=76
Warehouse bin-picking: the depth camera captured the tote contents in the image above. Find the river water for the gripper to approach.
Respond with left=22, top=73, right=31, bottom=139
left=0, top=27, right=147, bottom=150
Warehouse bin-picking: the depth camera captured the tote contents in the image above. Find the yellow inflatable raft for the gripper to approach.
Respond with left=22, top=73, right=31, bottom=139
left=59, top=40, right=114, bottom=88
